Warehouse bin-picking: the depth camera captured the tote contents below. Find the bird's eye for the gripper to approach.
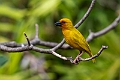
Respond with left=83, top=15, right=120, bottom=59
left=61, top=21, right=65, bottom=24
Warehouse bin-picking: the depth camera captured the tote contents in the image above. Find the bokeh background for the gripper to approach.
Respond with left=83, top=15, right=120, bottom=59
left=0, top=0, right=120, bottom=80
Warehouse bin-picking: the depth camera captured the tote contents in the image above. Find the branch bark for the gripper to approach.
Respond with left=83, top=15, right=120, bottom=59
left=0, top=0, right=119, bottom=64
left=1, top=15, right=119, bottom=49
left=0, top=0, right=97, bottom=49
left=68, top=45, right=108, bottom=64
left=86, top=15, right=120, bottom=42
left=74, top=0, right=96, bottom=28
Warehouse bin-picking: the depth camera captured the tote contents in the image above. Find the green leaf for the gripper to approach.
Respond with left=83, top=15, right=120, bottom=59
left=0, top=56, right=8, bottom=67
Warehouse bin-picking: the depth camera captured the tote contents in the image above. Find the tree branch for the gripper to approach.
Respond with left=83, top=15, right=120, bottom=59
left=0, top=45, right=32, bottom=52
left=51, top=39, right=65, bottom=51
left=35, top=24, right=39, bottom=39
left=24, top=32, right=31, bottom=46
left=0, top=0, right=97, bottom=49
left=74, top=0, right=96, bottom=28
left=1, top=0, right=119, bottom=64
left=0, top=14, right=119, bottom=64
left=49, top=45, right=108, bottom=64
left=74, top=45, right=108, bottom=63
left=52, top=0, right=96, bottom=50
left=86, top=15, right=120, bottom=42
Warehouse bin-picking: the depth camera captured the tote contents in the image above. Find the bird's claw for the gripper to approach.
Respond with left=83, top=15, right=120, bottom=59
left=67, top=56, right=82, bottom=65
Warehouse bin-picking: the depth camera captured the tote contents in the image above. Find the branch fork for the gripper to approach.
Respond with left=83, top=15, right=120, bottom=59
left=0, top=0, right=120, bottom=64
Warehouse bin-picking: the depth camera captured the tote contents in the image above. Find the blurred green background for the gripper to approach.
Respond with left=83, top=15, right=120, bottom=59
left=0, top=0, right=120, bottom=80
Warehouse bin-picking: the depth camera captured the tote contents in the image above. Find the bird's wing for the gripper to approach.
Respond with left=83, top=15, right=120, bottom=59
left=72, top=29, right=91, bottom=52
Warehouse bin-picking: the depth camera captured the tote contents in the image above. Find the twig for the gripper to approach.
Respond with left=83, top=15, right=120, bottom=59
left=51, top=39, right=65, bottom=51
left=24, top=32, right=31, bottom=46
left=2, top=0, right=119, bottom=50
left=35, top=24, right=39, bottom=39
left=0, top=0, right=119, bottom=65
left=50, top=0, right=96, bottom=50
left=0, top=45, right=32, bottom=52
left=78, top=45, right=108, bottom=62
left=74, top=0, right=96, bottom=28
left=86, top=15, right=120, bottom=42
left=49, top=45, right=108, bottom=64
left=0, top=15, right=119, bottom=50
left=32, top=15, right=120, bottom=48
left=51, top=51, right=68, bottom=60
left=66, top=45, right=108, bottom=64
left=0, top=2, right=119, bottom=50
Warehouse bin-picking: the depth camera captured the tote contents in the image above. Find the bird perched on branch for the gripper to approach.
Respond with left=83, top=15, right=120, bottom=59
left=55, top=18, right=95, bottom=64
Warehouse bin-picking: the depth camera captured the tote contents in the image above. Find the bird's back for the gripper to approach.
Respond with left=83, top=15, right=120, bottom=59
left=62, top=27, right=91, bottom=53
left=62, top=28, right=95, bottom=63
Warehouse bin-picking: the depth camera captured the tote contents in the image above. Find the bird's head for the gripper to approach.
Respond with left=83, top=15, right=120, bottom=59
left=55, top=18, right=74, bottom=29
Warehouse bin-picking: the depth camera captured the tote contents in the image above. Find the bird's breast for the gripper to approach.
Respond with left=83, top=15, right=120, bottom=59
left=62, top=29, right=81, bottom=50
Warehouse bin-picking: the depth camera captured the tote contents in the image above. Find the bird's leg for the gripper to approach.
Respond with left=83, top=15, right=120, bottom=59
left=73, top=51, right=84, bottom=64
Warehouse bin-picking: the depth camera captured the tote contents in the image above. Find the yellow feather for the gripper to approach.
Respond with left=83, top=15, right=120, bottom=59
left=58, top=18, right=95, bottom=63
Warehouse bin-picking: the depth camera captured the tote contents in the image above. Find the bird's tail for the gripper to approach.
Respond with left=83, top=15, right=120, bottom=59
left=88, top=52, right=96, bottom=63
left=92, top=58, right=96, bottom=63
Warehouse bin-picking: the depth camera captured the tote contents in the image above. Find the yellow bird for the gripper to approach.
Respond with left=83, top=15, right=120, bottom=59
left=55, top=18, right=95, bottom=63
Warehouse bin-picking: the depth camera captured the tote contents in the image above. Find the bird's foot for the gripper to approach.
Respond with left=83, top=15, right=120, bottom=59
left=72, top=52, right=84, bottom=64
left=67, top=57, right=79, bottom=64
left=73, top=56, right=81, bottom=64
left=67, top=52, right=84, bottom=64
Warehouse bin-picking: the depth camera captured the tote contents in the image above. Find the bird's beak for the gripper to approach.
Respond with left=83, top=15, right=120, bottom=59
left=55, top=22, right=62, bottom=26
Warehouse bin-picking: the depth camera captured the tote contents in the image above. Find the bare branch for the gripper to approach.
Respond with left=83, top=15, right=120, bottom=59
left=74, top=0, right=96, bottom=28
left=0, top=41, right=22, bottom=47
left=1, top=0, right=119, bottom=64
left=48, top=45, right=108, bottom=64
left=78, top=46, right=108, bottom=62
left=37, top=15, right=120, bottom=49
left=51, top=51, right=68, bottom=60
left=51, top=39, right=65, bottom=51
left=0, top=45, right=32, bottom=52
left=32, top=46, right=51, bottom=53
left=49, top=0, right=96, bottom=50
left=35, top=40, right=70, bottom=49
left=67, top=45, right=108, bottom=64
left=35, top=24, right=39, bottom=39
left=86, top=15, right=120, bottom=42
left=24, top=32, right=31, bottom=46
left=0, top=15, right=119, bottom=50
left=0, top=15, right=119, bottom=49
